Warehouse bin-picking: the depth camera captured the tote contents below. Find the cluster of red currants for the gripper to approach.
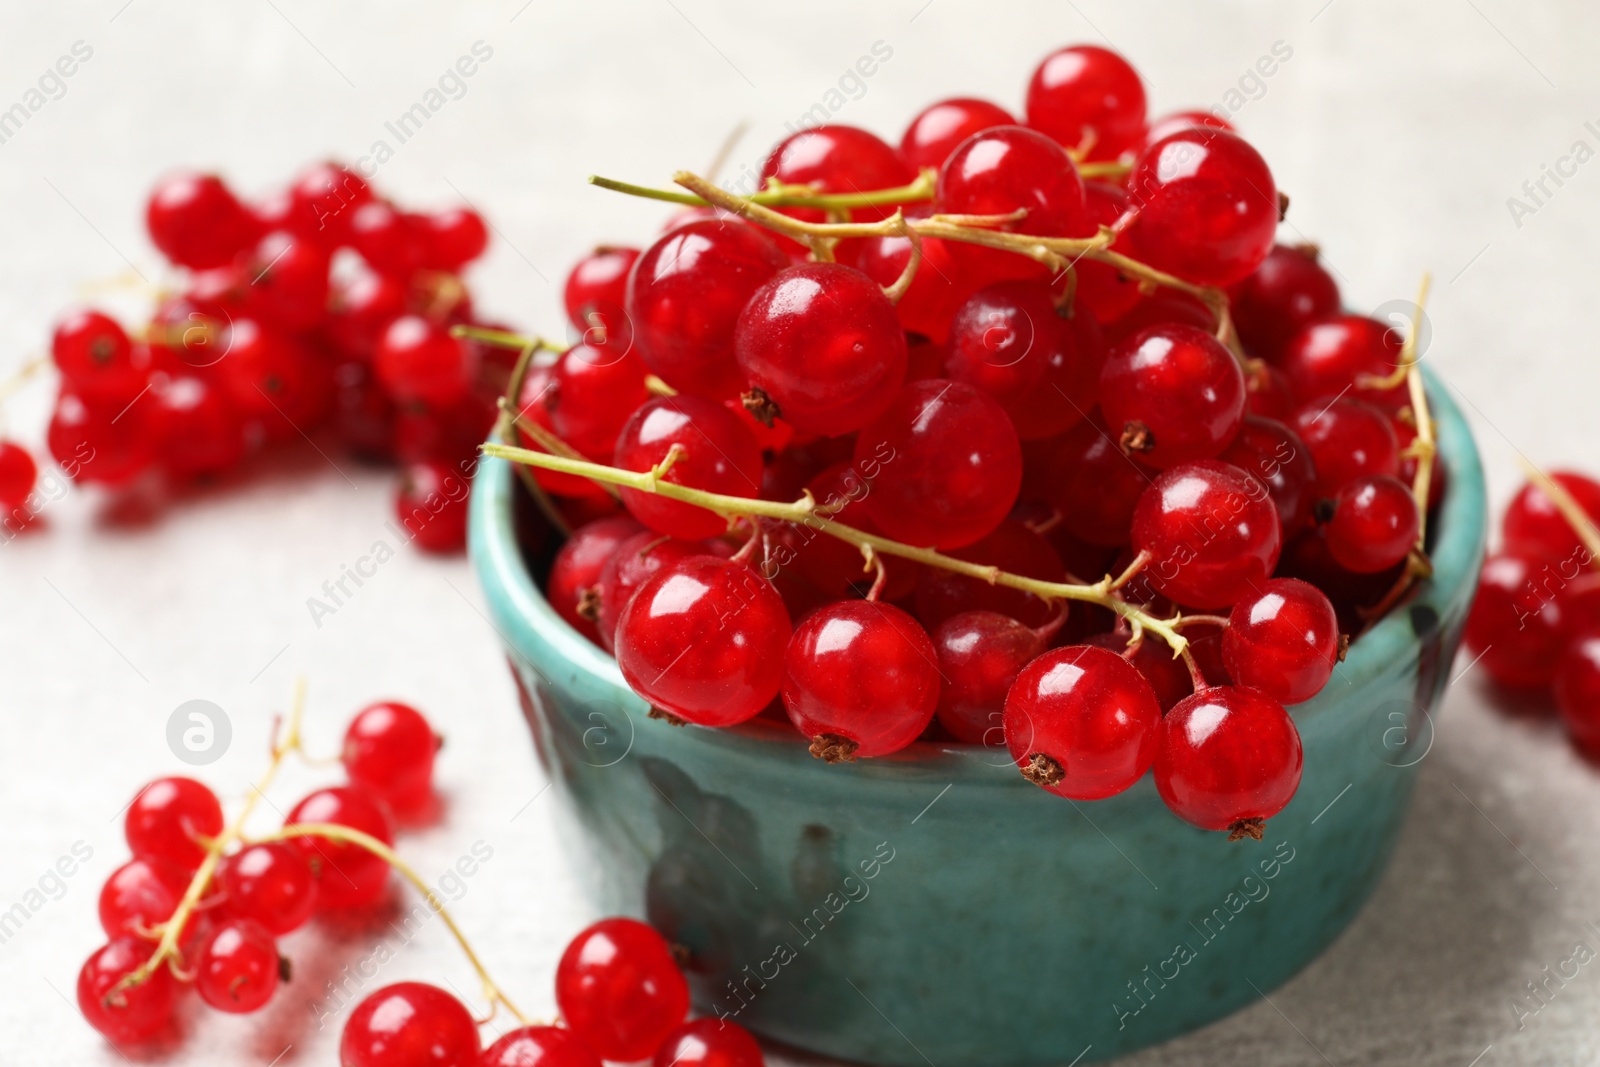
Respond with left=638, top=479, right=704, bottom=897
left=77, top=701, right=438, bottom=1044
left=1464, top=470, right=1600, bottom=752
left=341, top=918, right=763, bottom=1067
left=512, top=43, right=1443, bottom=839
left=5, top=162, right=504, bottom=551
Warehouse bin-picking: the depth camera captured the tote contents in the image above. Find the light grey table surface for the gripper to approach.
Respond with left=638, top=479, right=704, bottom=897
left=1, top=2, right=1596, bottom=1064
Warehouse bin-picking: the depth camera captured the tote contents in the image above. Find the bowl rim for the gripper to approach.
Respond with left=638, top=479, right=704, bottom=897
left=469, top=366, right=1487, bottom=777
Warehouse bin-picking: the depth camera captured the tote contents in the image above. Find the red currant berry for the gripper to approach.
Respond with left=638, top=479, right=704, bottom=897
left=284, top=786, right=394, bottom=909
left=1503, top=471, right=1600, bottom=563
left=1025, top=45, right=1147, bottom=160
left=613, top=396, right=763, bottom=540
left=1278, top=315, right=1407, bottom=410
left=627, top=219, right=790, bottom=398
left=1099, top=323, right=1246, bottom=468
left=778, top=461, right=917, bottom=600
left=49, top=391, right=155, bottom=488
left=1463, top=551, right=1570, bottom=689
left=1324, top=474, right=1418, bottom=574
left=1155, top=685, right=1303, bottom=836
left=1556, top=633, right=1600, bottom=757
left=1245, top=361, right=1297, bottom=421
left=98, top=856, right=189, bottom=939
left=422, top=207, right=489, bottom=270
left=1004, top=643, right=1162, bottom=799
left=77, top=937, right=178, bottom=1043
left=945, top=281, right=1105, bottom=440
left=1290, top=398, right=1400, bottom=497
left=844, top=208, right=972, bottom=345
left=329, top=272, right=409, bottom=359
left=0, top=440, right=38, bottom=512
left=219, top=842, right=317, bottom=935
left=51, top=309, right=143, bottom=403
left=1039, top=415, right=1152, bottom=547
left=652, top=1017, right=766, bottom=1067
left=735, top=263, right=908, bottom=436
left=1083, top=631, right=1194, bottom=712
left=1229, top=244, right=1341, bottom=361
left=350, top=200, right=428, bottom=277
left=853, top=379, right=1023, bottom=550
left=396, top=459, right=470, bottom=554
left=1219, top=415, right=1318, bottom=535
left=217, top=317, right=331, bottom=428
left=151, top=373, right=247, bottom=480
left=146, top=171, right=258, bottom=269
left=1560, top=574, right=1600, bottom=635
left=597, top=531, right=722, bottom=650
left=617, top=555, right=791, bottom=726
left=914, top=518, right=1066, bottom=629
left=761, top=125, right=915, bottom=223
left=564, top=246, right=640, bottom=353
left=548, top=516, right=645, bottom=644
left=343, top=701, right=438, bottom=810
left=376, top=315, right=472, bottom=407
left=239, top=230, right=331, bottom=331
left=126, top=776, right=223, bottom=873
left=901, top=97, right=1016, bottom=172
left=341, top=982, right=480, bottom=1067
left=555, top=918, right=690, bottom=1062
left=483, top=1026, right=603, bottom=1067
left=782, top=600, right=940, bottom=760
left=1123, top=129, right=1277, bottom=287
left=933, top=610, right=1045, bottom=745
left=1222, top=578, right=1340, bottom=705
left=1072, top=181, right=1143, bottom=324
left=288, top=160, right=373, bottom=242
left=1139, top=109, right=1233, bottom=150
left=1131, top=460, right=1282, bottom=609
left=194, top=918, right=280, bottom=1013
left=512, top=365, right=609, bottom=499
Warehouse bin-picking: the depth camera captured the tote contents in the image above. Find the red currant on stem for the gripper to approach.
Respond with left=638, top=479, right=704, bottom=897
left=597, top=530, right=726, bottom=650
left=1220, top=415, right=1318, bottom=535
left=760, top=125, right=915, bottom=224
left=287, top=160, right=373, bottom=242
left=901, top=97, right=1016, bottom=171
left=376, top=314, right=473, bottom=407
left=284, top=786, right=394, bottom=909
left=1139, top=109, right=1234, bottom=150
left=934, top=609, right=1048, bottom=745
left=1130, top=460, right=1283, bottom=609
left=396, top=458, right=470, bottom=553
left=1025, top=45, right=1148, bottom=161
left=1004, top=643, right=1162, bottom=799
left=342, top=700, right=439, bottom=811
left=653, top=1017, right=767, bottom=1067
left=51, top=309, right=143, bottom=404
left=1503, top=470, right=1600, bottom=562
left=564, top=246, right=640, bottom=351
left=1222, top=578, right=1341, bottom=704
left=1039, top=415, right=1152, bottom=547
left=913, top=518, right=1067, bottom=629
left=1228, top=244, right=1340, bottom=361
left=612, top=395, right=763, bottom=540
left=151, top=373, right=247, bottom=480
left=1098, top=323, right=1246, bottom=467
left=218, top=841, right=318, bottom=935
left=1155, top=685, right=1303, bottom=838
left=48, top=391, right=155, bottom=488
left=1072, top=181, right=1143, bottom=324
left=341, top=982, right=481, bottom=1067
left=484, top=1026, right=604, bottom=1067
left=125, top=776, right=224, bottom=874
left=555, top=917, right=690, bottom=1062
left=422, top=206, right=489, bottom=270
left=98, top=856, right=191, bottom=940
left=1290, top=397, right=1399, bottom=497
left=1463, top=550, right=1570, bottom=690
left=1084, top=628, right=1195, bottom=711
left=239, top=229, right=331, bottom=331
left=1278, top=315, right=1407, bottom=410
left=194, top=918, right=281, bottom=1013
left=1556, top=633, right=1600, bottom=758
left=77, top=936, right=178, bottom=1043
left=548, top=515, right=645, bottom=645
left=1323, top=473, right=1419, bottom=574
left=146, top=171, right=259, bottom=269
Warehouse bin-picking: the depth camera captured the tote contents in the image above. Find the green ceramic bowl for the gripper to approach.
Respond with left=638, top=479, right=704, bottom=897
left=470, top=373, right=1485, bottom=1066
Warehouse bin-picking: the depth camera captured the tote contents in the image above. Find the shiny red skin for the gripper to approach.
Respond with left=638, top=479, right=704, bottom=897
left=613, top=396, right=764, bottom=539
left=343, top=701, right=438, bottom=809
left=126, top=776, right=224, bottom=873
left=555, top=918, right=691, bottom=1062
left=396, top=459, right=470, bottom=554
left=597, top=532, right=724, bottom=651
left=239, top=229, right=330, bottom=331
left=423, top=207, right=489, bottom=270
left=376, top=315, right=472, bottom=407
left=194, top=919, right=280, bottom=1013
left=1503, top=471, right=1600, bottom=563
left=1155, top=685, right=1303, bottom=831
left=1025, top=45, right=1147, bottom=160
left=51, top=309, right=142, bottom=403
left=1229, top=244, right=1341, bottom=361
left=1556, top=634, right=1600, bottom=756
left=1560, top=574, right=1600, bottom=634
left=652, top=1018, right=767, bottom=1067
left=548, top=343, right=651, bottom=459
left=152, top=373, right=246, bottom=479
left=854, top=379, right=1023, bottom=550
left=98, top=856, right=189, bottom=939
left=1083, top=631, right=1194, bottom=712
left=350, top=200, right=428, bottom=277
left=1290, top=398, right=1400, bottom=497
left=627, top=219, right=792, bottom=397
left=901, top=97, right=1017, bottom=171
left=0, top=440, right=37, bottom=511
left=616, top=556, right=791, bottom=727
left=914, top=518, right=1066, bottom=629
left=945, top=281, right=1105, bottom=439
left=1040, top=416, right=1153, bottom=547
left=1073, top=181, right=1143, bottom=324
left=760, top=125, right=915, bottom=223
left=287, top=161, right=372, bottom=242
left=1277, top=315, right=1407, bottom=410
left=1222, top=578, right=1340, bottom=705
left=1099, top=323, right=1246, bottom=469
left=1105, top=290, right=1216, bottom=346
left=1325, top=474, right=1419, bottom=574
left=483, top=1026, right=603, bottom=1067
left=1464, top=552, right=1568, bottom=689
left=783, top=600, right=940, bottom=757
left=513, top=365, right=609, bottom=500
left=218, top=317, right=329, bottom=426
left=934, top=610, right=1045, bottom=745
left=564, top=246, right=640, bottom=353
left=1139, top=110, right=1234, bottom=150
left=1220, top=415, right=1318, bottom=535
left=48, top=391, right=154, bottom=488
left=330, top=272, right=408, bottom=359
left=1003, top=644, right=1162, bottom=799
left=1131, top=460, right=1283, bottom=609
left=77, top=937, right=178, bottom=1043
left=1123, top=129, right=1278, bottom=287
left=283, top=786, right=395, bottom=909
left=734, top=263, right=908, bottom=436
left=844, top=215, right=970, bottom=344
left=219, top=842, right=318, bottom=935
left=548, top=516, right=646, bottom=645
left=146, top=171, right=259, bottom=269
left=1246, top=362, right=1297, bottom=421
left=341, top=983, right=480, bottom=1067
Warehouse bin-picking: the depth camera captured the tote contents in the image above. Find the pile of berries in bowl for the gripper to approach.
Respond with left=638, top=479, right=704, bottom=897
left=485, top=41, right=1452, bottom=844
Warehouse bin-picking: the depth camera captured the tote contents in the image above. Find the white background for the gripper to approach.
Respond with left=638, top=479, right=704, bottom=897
left=1, top=1, right=1597, bottom=1064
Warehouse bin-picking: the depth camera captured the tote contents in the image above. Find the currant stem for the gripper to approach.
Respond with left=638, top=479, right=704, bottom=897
left=0, top=355, right=50, bottom=404
left=259, top=824, right=532, bottom=1027
left=587, top=170, right=937, bottom=211
left=479, top=440, right=1190, bottom=656
left=451, top=324, right=566, bottom=354
left=1517, top=456, right=1600, bottom=564
left=496, top=342, right=573, bottom=536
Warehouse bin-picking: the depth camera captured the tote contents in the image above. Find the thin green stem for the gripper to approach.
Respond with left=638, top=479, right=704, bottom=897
left=588, top=169, right=937, bottom=211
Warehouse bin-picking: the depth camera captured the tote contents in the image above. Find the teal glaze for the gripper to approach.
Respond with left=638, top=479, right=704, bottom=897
left=470, top=372, right=1486, bottom=1067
